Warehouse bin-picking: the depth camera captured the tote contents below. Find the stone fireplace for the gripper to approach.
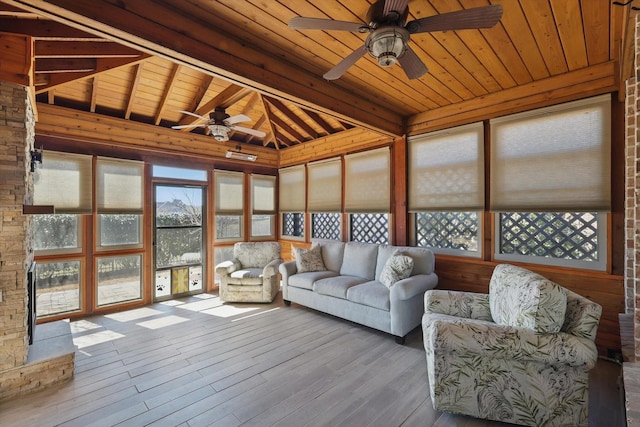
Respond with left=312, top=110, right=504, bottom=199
left=0, top=80, right=74, bottom=401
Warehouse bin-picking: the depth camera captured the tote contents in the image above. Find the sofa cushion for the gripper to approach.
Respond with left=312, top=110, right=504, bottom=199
left=379, top=253, right=414, bottom=288
left=346, top=281, right=390, bottom=311
left=288, top=271, right=338, bottom=291
left=340, top=242, right=379, bottom=280
left=293, top=244, right=326, bottom=273
left=313, top=275, right=368, bottom=299
left=312, top=239, right=345, bottom=273
left=489, top=264, right=567, bottom=334
left=375, top=245, right=435, bottom=280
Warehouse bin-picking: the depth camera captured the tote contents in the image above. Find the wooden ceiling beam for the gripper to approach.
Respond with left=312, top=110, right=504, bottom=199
left=270, top=114, right=306, bottom=144
left=154, top=63, right=180, bottom=125
left=259, top=95, right=280, bottom=149
left=0, top=17, right=103, bottom=39
left=265, top=97, right=318, bottom=139
left=188, top=74, right=214, bottom=114
left=35, top=40, right=140, bottom=57
left=178, top=84, right=252, bottom=128
left=304, top=110, right=335, bottom=135
left=2, top=0, right=402, bottom=137
left=124, top=62, right=143, bottom=119
left=89, top=76, right=98, bottom=112
left=35, top=57, right=95, bottom=73
left=35, top=53, right=150, bottom=93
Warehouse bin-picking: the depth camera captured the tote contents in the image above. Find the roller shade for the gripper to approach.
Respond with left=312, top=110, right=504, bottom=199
left=96, top=157, right=144, bottom=214
left=215, top=170, right=243, bottom=215
left=408, top=122, right=484, bottom=211
left=490, top=94, right=611, bottom=211
left=33, top=151, right=93, bottom=214
left=307, top=158, right=342, bottom=212
left=252, top=174, right=276, bottom=214
left=344, top=147, right=390, bottom=213
left=279, top=165, right=305, bottom=212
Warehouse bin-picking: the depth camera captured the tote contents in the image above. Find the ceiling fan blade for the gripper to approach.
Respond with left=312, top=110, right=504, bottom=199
left=171, top=124, right=206, bottom=129
left=383, top=0, right=409, bottom=16
left=398, top=46, right=428, bottom=79
left=288, top=17, right=364, bottom=32
left=178, top=110, right=209, bottom=121
left=230, top=125, right=266, bottom=137
left=323, top=44, right=368, bottom=80
left=225, top=114, right=251, bottom=125
left=406, top=4, right=503, bottom=34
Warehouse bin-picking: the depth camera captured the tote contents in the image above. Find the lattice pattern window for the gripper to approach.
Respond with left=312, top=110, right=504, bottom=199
left=312, top=213, right=341, bottom=240
left=282, top=213, right=304, bottom=238
left=499, top=212, right=599, bottom=261
left=415, top=212, right=479, bottom=252
left=350, top=214, right=389, bottom=244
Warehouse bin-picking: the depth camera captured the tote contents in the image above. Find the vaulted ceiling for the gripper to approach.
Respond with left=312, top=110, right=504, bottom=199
left=0, top=0, right=632, bottom=153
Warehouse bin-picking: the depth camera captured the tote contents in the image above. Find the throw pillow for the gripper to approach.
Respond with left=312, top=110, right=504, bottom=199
left=293, top=244, right=326, bottom=273
left=380, top=253, right=414, bottom=288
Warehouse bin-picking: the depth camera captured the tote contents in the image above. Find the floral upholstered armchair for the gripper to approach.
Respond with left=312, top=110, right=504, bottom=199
left=422, top=264, right=602, bottom=427
left=215, top=242, right=283, bottom=303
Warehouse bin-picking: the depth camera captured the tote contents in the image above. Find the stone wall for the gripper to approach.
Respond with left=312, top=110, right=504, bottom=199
left=0, top=80, right=34, bottom=371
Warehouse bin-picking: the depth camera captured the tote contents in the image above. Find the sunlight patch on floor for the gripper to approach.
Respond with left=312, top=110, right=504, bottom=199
left=136, top=315, right=188, bottom=329
left=201, top=305, right=260, bottom=318
left=70, top=319, right=103, bottom=334
left=178, top=299, right=224, bottom=312
left=231, top=307, right=281, bottom=322
left=159, top=300, right=185, bottom=306
left=74, top=330, right=125, bottom=348
left=105, top=307, right=164, bottom=322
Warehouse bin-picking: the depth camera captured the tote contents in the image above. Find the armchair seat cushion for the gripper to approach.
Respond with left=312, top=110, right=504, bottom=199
left=230, top=267, right=264, bottom=280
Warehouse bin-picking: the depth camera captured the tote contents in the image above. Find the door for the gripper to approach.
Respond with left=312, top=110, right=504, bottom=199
left=154, top=184, right=205, bottom=301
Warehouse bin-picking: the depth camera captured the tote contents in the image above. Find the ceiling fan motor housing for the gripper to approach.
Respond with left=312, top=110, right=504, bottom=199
left=366, top=26, right=410, bottom=67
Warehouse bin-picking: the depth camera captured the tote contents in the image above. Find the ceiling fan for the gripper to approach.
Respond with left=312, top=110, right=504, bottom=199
left=288, top=0, right=503, bottom=80
left=172, top=107, right=266, bottom=142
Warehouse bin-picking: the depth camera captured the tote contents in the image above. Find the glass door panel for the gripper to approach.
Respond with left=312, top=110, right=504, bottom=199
left=154, top=185, right=205, bottom=300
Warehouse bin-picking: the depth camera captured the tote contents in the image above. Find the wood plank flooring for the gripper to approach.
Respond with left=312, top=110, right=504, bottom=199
left=0, top=292, right=625, bottom=427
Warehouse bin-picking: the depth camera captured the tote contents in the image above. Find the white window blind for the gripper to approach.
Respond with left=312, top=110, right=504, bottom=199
left=307, top=158, right=342, bottom=212
left=33, top=151, right=93, bottom=214
left=252, top=174, right=276, bottom=214
left=408, top=122, right=484, bottom=211
left=279, top=165, right=306, bottom=212
left=96, top=157, right=144, bottom=214
left=490, top=95, right=611, bottom=211
left=215, top=170, right=244, bottom=215
left=344, top=147, right=390, bottom=213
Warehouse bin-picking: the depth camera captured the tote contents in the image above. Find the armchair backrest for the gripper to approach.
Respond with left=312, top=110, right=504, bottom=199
left=233, top=242, right=281, bottom=268
left=489, top=264, right=567, bottom=334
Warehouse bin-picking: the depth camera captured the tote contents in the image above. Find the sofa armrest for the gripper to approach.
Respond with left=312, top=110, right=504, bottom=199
left=279, top=260, right=298, bottom=286
left=424, top=289, right=492, bottom=322
left=391, top=273, right=438, bottom=301
left=263, top=258, right=283, bottom=278
left=215, top=259, right=241, bottom=277
left=424, top=313, right=598, bottom=369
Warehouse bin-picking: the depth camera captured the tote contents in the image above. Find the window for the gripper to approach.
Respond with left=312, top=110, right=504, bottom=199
left=251, top=174, right=276, bottom=238
left=96, top=157, right=144, bottom=250
left=312, top=213, right=341, bottom=240
left=490, top=95, right=610, bottom=270
left=35, top=260, right=82, bottom=317
left=308, top=158, right=342, bottom=240
left=345, top=148, right=390, bottom=243
left=408, top=123, right=483, bottom=257
left=33, top=151, right=93, bottom=214
left=214, top=170, right=243, bottom=240
left=350, top=213, right=389, bottom=244
left=153, top=165, right=207, bottom=181
left=33, top=214, right=82, bottom=255
left=279, top=165, right=306, bottom=239
left=97, top=255, right=142, bottom=306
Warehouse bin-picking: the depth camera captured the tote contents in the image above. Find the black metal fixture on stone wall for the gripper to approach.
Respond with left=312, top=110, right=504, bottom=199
left=30, top=148, right=42, bottom=172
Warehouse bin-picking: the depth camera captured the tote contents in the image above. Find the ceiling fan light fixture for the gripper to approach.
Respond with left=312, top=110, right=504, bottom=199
left=208, top=124, right=231, bottom=141
left=367, top=26, right=409, bottom=67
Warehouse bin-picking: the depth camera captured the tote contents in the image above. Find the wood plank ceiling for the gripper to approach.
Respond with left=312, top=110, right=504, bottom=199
left=0, top=0, right=629, bottom=151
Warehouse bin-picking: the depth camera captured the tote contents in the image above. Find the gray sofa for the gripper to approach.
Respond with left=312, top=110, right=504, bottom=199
left=279, top=239, right=438, bottom=343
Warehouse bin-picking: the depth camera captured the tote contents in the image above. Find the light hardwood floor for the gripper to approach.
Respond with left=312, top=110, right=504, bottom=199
left=0, top=292, right=625, bottom=427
